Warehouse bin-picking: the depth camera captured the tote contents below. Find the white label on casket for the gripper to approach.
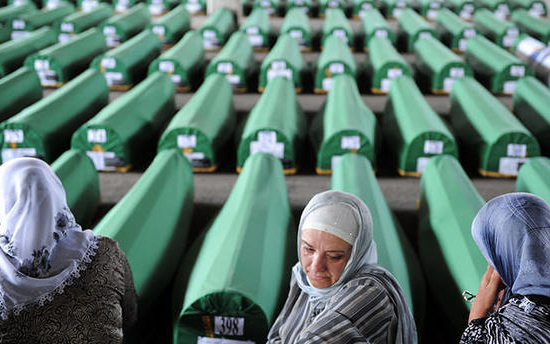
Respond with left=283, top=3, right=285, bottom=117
left=498, top=157, right=527, bottom=175
left=12, top=20, right=25, bottom=30
left=185, top=2, right=201, bottom=12
left=507, top=144, right=527, bottom=157
left=290, top=29, right=303, bottom=39
left=250, top=139, right=284, bottom=159
left=86, top=151, right=116, bottom=171
left=34, top=59, right=49, bottom=71
left=82, top=0, right=99, bottom=11
left=184, top=152, right=205, bottom=162
left=58, top=34, right=72, bottom=43
left=381, top=78, right=391, bottom=92
left=362, top=2, right=373, bottom=10
left=449, top=67, right=464, bottom=78
left=226, top=74, right=241, bottom=85
left=503, top=34, right=518, bottom=48
left=159, top=61, right=175, bottom=73
left=246, top=26, right=259, bottom=35
left=423, top=140, right=443, bottom=154
left=463, top=28, right=476, bottom=38
left=261, top=0, right=270, bottom=7
left=248, top=35, right=264, bottom=46
left=503, top=81, right=517, bottom=95
left=4, top=129, right=24, bottom=143
left=268, top=68, right=293, bottom=81
left=170, top=74, right=182, bottom=83
left=387, top=68, right=402, bottom=78
left=332, top=29, right=348, bottom=43
left=418, top=31, right=432, bottom=40
left=329, top=63, right=344, bottom=74
left=258, top=130, right=276, bottom=144
left=427, top=9, right=438, bottom=20
left=87, top=129, right=107, bottom=143
left=217, top=62, right=233, bottom=74
left=152, top=25, right=165, bottom=36
left=203, top=30, right=216, bottom=39
left=392, top=8, right=403, bottom=17
left=458, top=39, right=467, bottom=52
left=322, top=78, right=333, bottom=91
left=375, top=29, right=388, bottom=38
left=104, top=72, right=124, bottom=86
left=177, top=135, right=196, bottom=148
left=11, top=31, right=30, bottom=40
left=197, top=336, right=255, bottom=344
left=103, top=25, right=116, bottom=35
left=510, top=65, right=525, bottom=77
left=271, top=61, right=287, bottom=70
left=529, top=3, right=544, bottom=16
left=443, top=78, right=455, bottom=92
left=101, top=57, right=116, bottom=69
left=331, top=155, right=342, bottom=170
left=328, top=0, right=339, bottom=7
left=341, top=136, right=360, bottom=150
left=2, top=148, right=37, bottom=163
left=416, top=157, right=431, bottom=173
left=60, top=22, right=74, bottom=33
left=214, top=316, right=245, bottom=336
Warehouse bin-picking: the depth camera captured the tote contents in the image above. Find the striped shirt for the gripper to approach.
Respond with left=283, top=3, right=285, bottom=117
left=267, top=266, right=399, bottom=344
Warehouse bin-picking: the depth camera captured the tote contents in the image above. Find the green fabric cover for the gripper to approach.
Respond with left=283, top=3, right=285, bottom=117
left=100, top=3, right=150, bottom=48
left=205, top=31, right=253, bottom=91
left=0, top=3, right=36, bottom=25
left=239, top=7, right=270, bottom=50
left=10, top=3, right=74, bottom=35
left=199, top=7, right=235, bottom=50
left=0, top=69, right=109, bottom=163
left=474, top=0, right=509, bottom=15
left=449, top=77, right=540, bottom=176
left=51, top=149, right=99, bottom=227
left=95, top=149, right=193, bottom=312
left=379, top=0, right=409, bottom=19
left=411, top=0, right=442, bottom=20
left=0, top=67, right=42, bottom=121
left=321, top=8, right=353, bottom=47
left=149, top=5, right=190, bottom=45
left=361, top=8, right=395, bottom=47
left=511, top=9, right=550, bottom=43
left=509, top=0, right=547, bottom=16
left=55, top=3, right=112, bottom=43
left=24, top=29, right=107, bottom=86
left=259, top=34, right=304, bottom=91
left=314, top=35, right=356, bottom=93
left=516, top=157, right=550, bottom=203
left=414, top=36, right=473, bottom=93
left=0, top=25, right=10, bottom=44
left=397, top=8, right=436, bottom=52
left=435, top=8, right=477, bottom=52
left=148, top=30, right=203, bottom=91
left=280, top=7, right=311, bottom=51
left=474, top=9, right=519, bottom=49
left=368, top=36, right=412, bottom=93
left=91, top=30, right=161, bottom=88
left=418, top=154, right=486, bottom=331
left=319, top=0, right=346, bottom=14
left=311, top=74, right=377, bottom=173
left=444, top=0, right=475, bottom=20
left=513, top=76, right=550, bottom=155
left=71, top=72, right=174, bottom=171
left=464, top=35, right=533, bottom=94
left=352, top=0, right=375, bottom=17
left=173, top=153, right=293, bottom=344
left=331, top=153, right=426, bottom=325
left=383, top=75, right=458, bottom=176
left=0, top=27, right=56, bottom=77
left=237, top=76, right=305, bottom=172
left=181, top=0, right=206, bottom=14
left=158, top=74, right=235, bottom=171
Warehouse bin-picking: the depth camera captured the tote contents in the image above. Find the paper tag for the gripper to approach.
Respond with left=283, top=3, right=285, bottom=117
left=203, top=30, right=216, bottom=39
left=458, top=38, right=467, bottom=51
left=226, top=74, right=241, bottom=85
left=12, top=19, right=25, bottom=30
left=149, top=3, right=163, bottom=14
left=503, top=81, right=517, bottom=95
left=103, top=25, right=116, bottom=35
left=503, top=34, right=518, bottom=48
left=267, top=68, right=292, bottom=81
left=258, top=131, right=276, bottom=144
left=11, top=31, right=30, bottom=40
left=423, top=140, right=443, bottom=154
left=322, top=78, right=333, bottom=91
left=177, top=135, right=197, bottom=148
left=214, top=316, right=245, bottom=336
left=328, top=0, right=339, bottom=7
left=197, top=336, right=255, bottom=344
left=217, top=62, right=233, bottom=74
left=418, top=31, right=432, bottom=40
left=101, top=57, right=116, bottom=69
left=444, top=78, right=455, bottom=92
left=2, top=148, right=37, bottom=163
left=4, top=129, right=24, bottom=143
left=499, top=157, right=527, bottom=175
left=104, top=72, right=124, bottom=86
left=250, top=140, right=284, bottom=158
left=248, top=35, right=264, bottom=46
left=529, top=2, right=544, bottom=16
left=289, top=29, right=303, bottom=39
left=329, top=63, right=344, bottom=74
left=87, top=129, right=107, bottom=143
left=374, top=29, right=388, bottom=38
left=184, top=152, right=205, bottom=162
left=34, top=59, right=49, bottom=71
left=331, top=155, right=342, bottom=170
left=171, top=74, right=182, bottom=84
left=416, top=157, right=431, bottom=173
left=82, top=0, right=99, bottom=11
left=510, top=65, right=525, bottom=77
left=60, top=22, right=74, bottom=33
left=58, top=33, right=72, bottom=43
left=152, top=25, right=165, bottom=36
left=341, top=136, right=360, bottom=150
left=392, top=8, right=403, bottom=17
left=427, top=9, right=438, bottom=19
left=86, top=151, right=116, bottom=171
left=361, top=2, right=373, bottom=10
left=507, top=144, right=526, bottom=157
left=387, top=68, right=402, bottom=79
left=332, top=29, right=348, bottom=43
left=246, top=26, right=259, bottom=35
left=185, top=2, right=201, bottom=12
left=449, top=67, right=464, bottom=78
left=159, top=61, right=175, bottom=73
left=381, top=78, right=391, bottom=92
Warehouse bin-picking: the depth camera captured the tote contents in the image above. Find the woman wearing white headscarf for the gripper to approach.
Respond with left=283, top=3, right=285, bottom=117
left=460, top=193, right=550, bottom=343
left=0, top=157, right=137, bottom=343
left=267, top=190, right=417, bottom=344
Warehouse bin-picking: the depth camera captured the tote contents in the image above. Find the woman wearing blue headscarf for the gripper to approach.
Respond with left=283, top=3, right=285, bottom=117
left=267, top=190, right=417, bottom=344
left=460, top=193, right=550, bottom=343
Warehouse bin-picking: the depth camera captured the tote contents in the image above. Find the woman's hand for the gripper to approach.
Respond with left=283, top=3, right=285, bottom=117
left=468, top=265, right=506, bottom=323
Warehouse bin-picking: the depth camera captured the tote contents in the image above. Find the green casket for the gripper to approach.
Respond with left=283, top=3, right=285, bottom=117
left=24, top=28, right=107, bottom=87
left=280, top=7, right=311, bottom=51
left=397, top=8, right=436, bottom=52
left=199, top=7, right=235, bottom=51
left=322, top=8, right=353, bottom=48
left=517, top=157, right=550, bottom=203
left=509, top=0, right=547, bottom=17
left=51, top=149, right=99, bottom=227
left=55, top=4, right=113, bottom=43
left=71, top=72, right=174, bottom=172
left=474, top=9, right=519, bottom=50
left=314, top=35, right=356, bottom=93
left=251, top=0, right=280, bottom=15
left=444, top=0, right=475, bottom=20
left=383, top=75, right=458, bottom=176
left=0, top=69, right=109, bottom=163
left=513, top=76, right=550, bottom=155
left=100, top=3, right=150, bottom=48
left=286, top=0, right=312, bottom=13
left=319, top=0, right=346, bottom=16
left=42, top=0, right=70, bottom=10
left=474, top=0, right=509, bottom=18
left=361, top=8, right=395, bottom=49
left=258, top=33, right=305, bottom=92
left=379, top=0, right=409, bottom=19
left=148, top=30, right=203, bottom=92
left=112, top=0, right=139, bottom=13
left=158, top=74, right=235, bottom=172
left=0, top=27, right=56, bottom=77
left=449, top=77, right=540, bottom=177
left=511, top=9, right=550, bottom=44
left=10, top=3, right=74, bottom=40
left=239, top=7, right=270, bottom=51
left=412, top=0, right=443, bottom=20
left=465, top=35, right=532, bottom=94
left=418, top=154, right=486, bottom=334
left=0, top=25, right=9, bottom=44
left=77, top=0, right=104, bottom=11
left=0, top=67, right=42, bottom=121
left=0, top=3, right=36, bottom=25
left=311, top=74, right=377, bottom=174
left=173, top=153, right=293, bottom=344
left=332, top=153, right=426, bottom=326
left=181, top=0, right=206, bottom=15
left=205, top=31, right=253, bottom=92
left=95, top=148, right=193, bottom=312
left=352, top=0, right=375, bottom=18
left=435, top=8, right=477, bottom=52
left=146, top=0, right=178, bottom=16
left=91, top=30, right=161, bottom=90
left=368, top=36, right=412, bottom=93
left=148, top=5, right=190, bottom=46
left=237, top=76, right=305, bottom=174
left=414, top=36, right=473, bottom=94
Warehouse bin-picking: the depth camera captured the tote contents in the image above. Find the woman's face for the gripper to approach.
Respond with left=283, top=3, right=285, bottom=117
left=300, top=228, right=353, bottom=289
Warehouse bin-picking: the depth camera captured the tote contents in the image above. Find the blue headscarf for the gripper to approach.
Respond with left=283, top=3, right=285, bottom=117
left=472, top=192, right=550, bottom=301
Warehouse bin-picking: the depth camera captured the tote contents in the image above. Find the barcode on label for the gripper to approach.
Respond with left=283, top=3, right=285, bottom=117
left=4, top=129, right=24, bottom=143
left=177, top=135, right=196, bottom=148
left=329, top=63, right=344, bottom=74
left=87, top=129, right=107, bottom=143
left=507, top=144, right=526, bottom=157
left=341, top=136, right=360, bottom=150
left=214, top=317, right=244, bottom=336
left=424, top=140, right=443, bottom=154
left=217, top=62, right=233, bottom=74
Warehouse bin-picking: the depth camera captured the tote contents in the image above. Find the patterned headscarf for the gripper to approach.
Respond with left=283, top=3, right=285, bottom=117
left=0, top=158, right=98, bottom=319
left=472, top=192, right=550, bottom=302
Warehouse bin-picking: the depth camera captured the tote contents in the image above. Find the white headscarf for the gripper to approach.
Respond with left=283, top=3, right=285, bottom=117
left=0, top=158, right=98, bottom=320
